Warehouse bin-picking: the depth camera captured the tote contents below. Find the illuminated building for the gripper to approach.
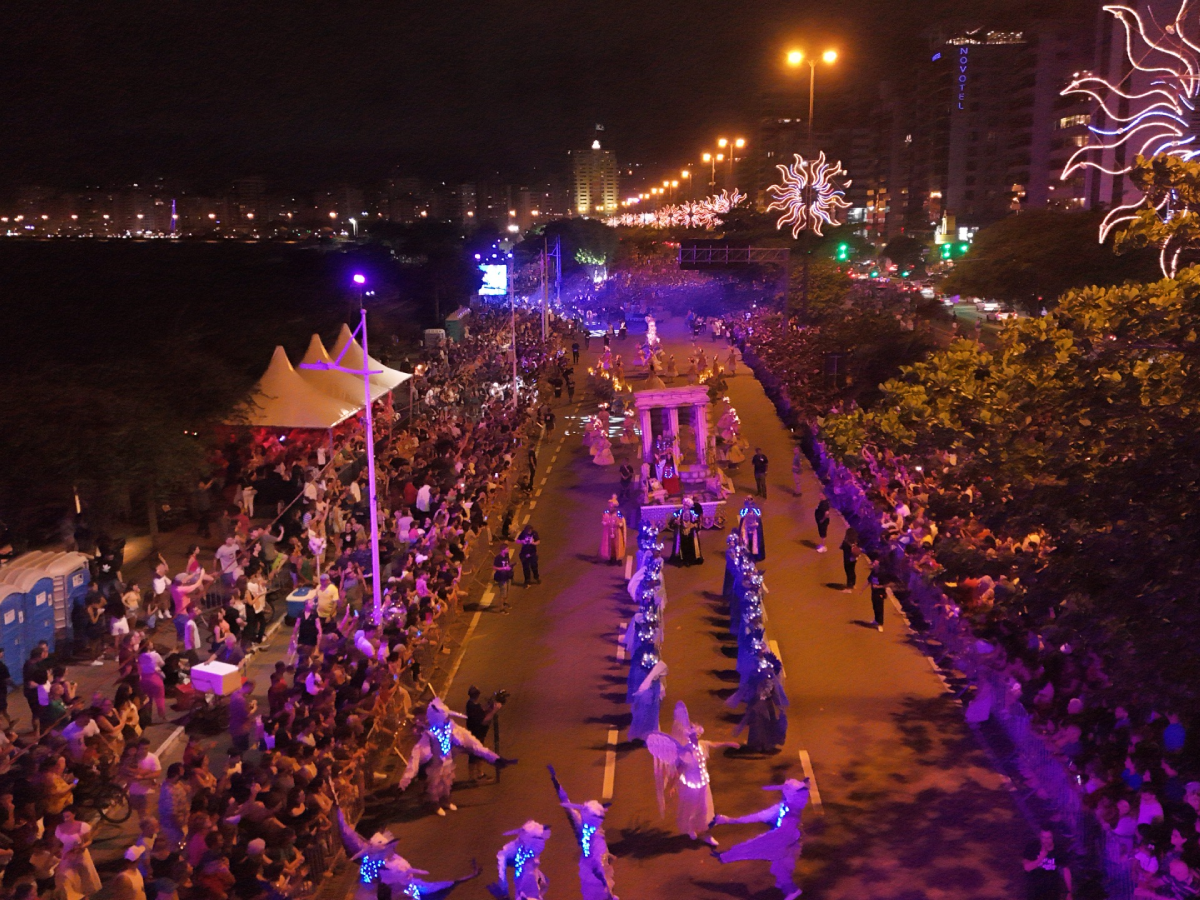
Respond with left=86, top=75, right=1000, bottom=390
left=571, top=130, right=619, bottom=216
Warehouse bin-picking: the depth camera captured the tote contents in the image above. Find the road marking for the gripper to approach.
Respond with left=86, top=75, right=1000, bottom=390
left=529, top=500, right=538, bottom=510
left=534, top=487, right=543, bottom=497
left=544, top=465, right=553, bottom=475
left=617, top=622, right=626, bottom=661
left=602, top=728, right=619, bottom=801
left=521, top=514, right=531, bottom=527
left=441, top=609, right=484, bottom=699
left=479, top=589, right=495, bottom=609
left=768, top=639, right=785, bottom=678
left=155, top=725, right=186, bottom=758
left=624, top=555, right=634, bottom=579
left=798, top=750, right=824, bottom=814
left=888, top=590, right=903, bottom=615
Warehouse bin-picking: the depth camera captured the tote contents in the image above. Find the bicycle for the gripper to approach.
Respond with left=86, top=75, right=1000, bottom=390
left=73, top=761, right=132, bottom=824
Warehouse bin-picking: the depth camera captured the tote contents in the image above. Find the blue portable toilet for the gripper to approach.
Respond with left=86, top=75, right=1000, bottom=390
left=0, top=586, right=26, bottom=674
left=41, top=552, right=91, bottom=642
left=1, top=569, right=56, bottom=654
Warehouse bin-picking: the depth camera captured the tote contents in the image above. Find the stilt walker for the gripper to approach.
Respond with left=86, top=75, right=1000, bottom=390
left=548, top=766, right=619, bottom=900
left=711, top=778, right=811, bottom=900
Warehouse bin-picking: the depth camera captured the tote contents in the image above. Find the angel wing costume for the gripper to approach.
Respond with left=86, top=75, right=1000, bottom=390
left=644, top=702, right=718, bottom=841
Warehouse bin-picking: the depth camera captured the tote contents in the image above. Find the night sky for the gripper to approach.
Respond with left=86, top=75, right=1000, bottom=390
left=2, top=0, right=1070, bottom=191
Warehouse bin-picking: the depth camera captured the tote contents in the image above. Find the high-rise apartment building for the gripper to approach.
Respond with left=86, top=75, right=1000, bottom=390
left=571, top=134, right=619, bottom=216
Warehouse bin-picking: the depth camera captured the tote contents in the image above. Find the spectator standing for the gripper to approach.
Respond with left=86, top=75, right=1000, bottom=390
left=751, top=448, right=768, bottom=498
left=517, top=525, right=541, bottom=586
left=157, top=764, right=191, bottom=851
left=493, top=545, right=514, bottom=614
left=1022, top=829, right=1071, bottom=900
left=840, top=528, right=860, bottom=593
left=228, top=680, right=257, bottom=754
left=315, top=573, right=340, bottom=631
left=814, top=499, right=831, bottom=553
left=868, top=565, right=886, bottom=632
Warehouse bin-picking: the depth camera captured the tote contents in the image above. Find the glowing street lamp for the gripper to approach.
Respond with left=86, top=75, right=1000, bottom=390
left=786, top=48, right=839, bottom=140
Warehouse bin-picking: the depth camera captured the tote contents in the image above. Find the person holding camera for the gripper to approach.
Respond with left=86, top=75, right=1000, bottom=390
left=466, top=686, right=505, bottom=782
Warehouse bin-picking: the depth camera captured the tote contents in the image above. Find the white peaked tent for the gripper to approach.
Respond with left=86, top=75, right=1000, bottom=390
left=298, top=334, right=391, bottom=405
left=233, top=346, right=361, bottom=429
left=331, top=323, right=411, bottom=391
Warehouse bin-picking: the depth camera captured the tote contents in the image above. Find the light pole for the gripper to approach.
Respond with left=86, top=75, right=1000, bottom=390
left=702, top=152, right=725, bottom=190
left=786, top=49, right=838, bottom=142
left=300, top=272, right=385, bottom=623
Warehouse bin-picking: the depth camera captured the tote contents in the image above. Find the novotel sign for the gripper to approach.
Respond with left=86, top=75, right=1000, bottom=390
left=957, top=46, right=969, bottom=110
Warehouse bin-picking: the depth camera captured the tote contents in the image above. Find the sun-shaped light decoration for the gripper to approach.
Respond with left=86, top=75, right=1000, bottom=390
left=704, top=189, right=747, bottom=215
left=1061, top=1, right=1200, bottom=267
left=766, top=152, right=851, bottom=238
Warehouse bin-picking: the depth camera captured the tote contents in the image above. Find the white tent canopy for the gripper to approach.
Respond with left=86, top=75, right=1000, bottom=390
left=331, top=324, right=411, bottom=391
left=232, top=346, right=361, bottom=429
left=298, top=334, right=392, bottom=405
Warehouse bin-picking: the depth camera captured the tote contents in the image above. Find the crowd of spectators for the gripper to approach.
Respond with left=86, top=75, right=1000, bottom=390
left=0, top=306, right=563, bottom=900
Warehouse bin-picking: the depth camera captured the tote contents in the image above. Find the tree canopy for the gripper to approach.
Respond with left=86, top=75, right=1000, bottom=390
left=942, top=209, right=1159, bottom=312
left=820, top=267, right=1200, bottom=706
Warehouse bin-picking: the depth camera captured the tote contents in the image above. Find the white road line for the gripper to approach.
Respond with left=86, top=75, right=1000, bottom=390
left=602, top=728, right=619, bottom=801
left=155, top=725, right=186, bottom=758
left=479, top=589, right=495, bottom=609
left=624, top=555, right=633, bottom=579
left=798, top=750, right=824, bottom=814
left=617, top=622, right=626, bottom=662
left=768, top=639, right=785, bottom=678
left=888, top=590, right=904, bottom=615
left=441, top=609, right=484, bottom=699
left=529, top=500, right=538, bottom=510
left=544, top=465, right=553, bottom=475
left=534, top=487, right=543, bottom=497
left=521, top=514, right=531, bottom=527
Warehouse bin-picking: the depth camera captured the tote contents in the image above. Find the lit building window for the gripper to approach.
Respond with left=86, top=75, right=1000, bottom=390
left=1058, top=114, right=1089, bottom=129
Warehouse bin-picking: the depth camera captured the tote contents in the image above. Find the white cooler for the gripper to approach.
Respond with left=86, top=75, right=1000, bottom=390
left=190, top=661, right=242, bottom=696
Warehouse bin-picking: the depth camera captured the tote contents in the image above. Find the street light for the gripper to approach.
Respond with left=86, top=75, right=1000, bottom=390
left=300, top=273, right=385, bottom=622
left=786, top=48, right=839, bottom=140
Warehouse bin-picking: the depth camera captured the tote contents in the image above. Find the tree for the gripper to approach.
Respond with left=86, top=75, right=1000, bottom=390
left=1115, top=154, right=1200, bottom=278
left=881, top=235, right=926, bottom=271
left=942, top=209, right=1158, bottom=312
left=528, top=218, right=618, bottom=272
left=820, top=267, right=1200, bottom=707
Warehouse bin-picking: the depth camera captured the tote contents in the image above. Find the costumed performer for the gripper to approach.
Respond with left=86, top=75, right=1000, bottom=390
left=397, top=698, right=516, bottom=816
left=491, top=820, right=551, bottom=900
left=645, top=702, right=738, bottom=846
left=549, top=766, right=619, bottom=900
left=711, top=778, right=810, bottom=900
left=737, top=497, right=766, bottom=562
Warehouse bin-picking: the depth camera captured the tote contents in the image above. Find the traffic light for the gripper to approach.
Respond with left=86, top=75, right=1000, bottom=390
left=940, top=242, right=971, bottom=260
left=835, top=242, right=851, bottom=262
left=940, top=243, right=953, bottom=260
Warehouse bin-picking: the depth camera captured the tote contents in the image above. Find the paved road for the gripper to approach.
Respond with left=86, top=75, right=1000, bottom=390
left=366, top=316, right=1029, bottom=899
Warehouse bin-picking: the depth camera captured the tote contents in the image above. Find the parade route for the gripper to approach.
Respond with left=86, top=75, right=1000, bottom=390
left=368, top=316, right=1029, bottom=899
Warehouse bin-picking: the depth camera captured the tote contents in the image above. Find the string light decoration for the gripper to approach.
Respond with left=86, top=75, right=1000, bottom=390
left=605, top=191, right=746, bottom=229
left=774, top=801, right=790, bottom=829
left=1061, top=2, right=1200, bottom=273
left=360, top=856, right=384, bottom=884
left=513, top=846, right=536, bottom=880
left=580, top=824, right=597, bottom=857
left=429, top=721, right=453, bottom=757
left=766, top=152, right=851, bottom=238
